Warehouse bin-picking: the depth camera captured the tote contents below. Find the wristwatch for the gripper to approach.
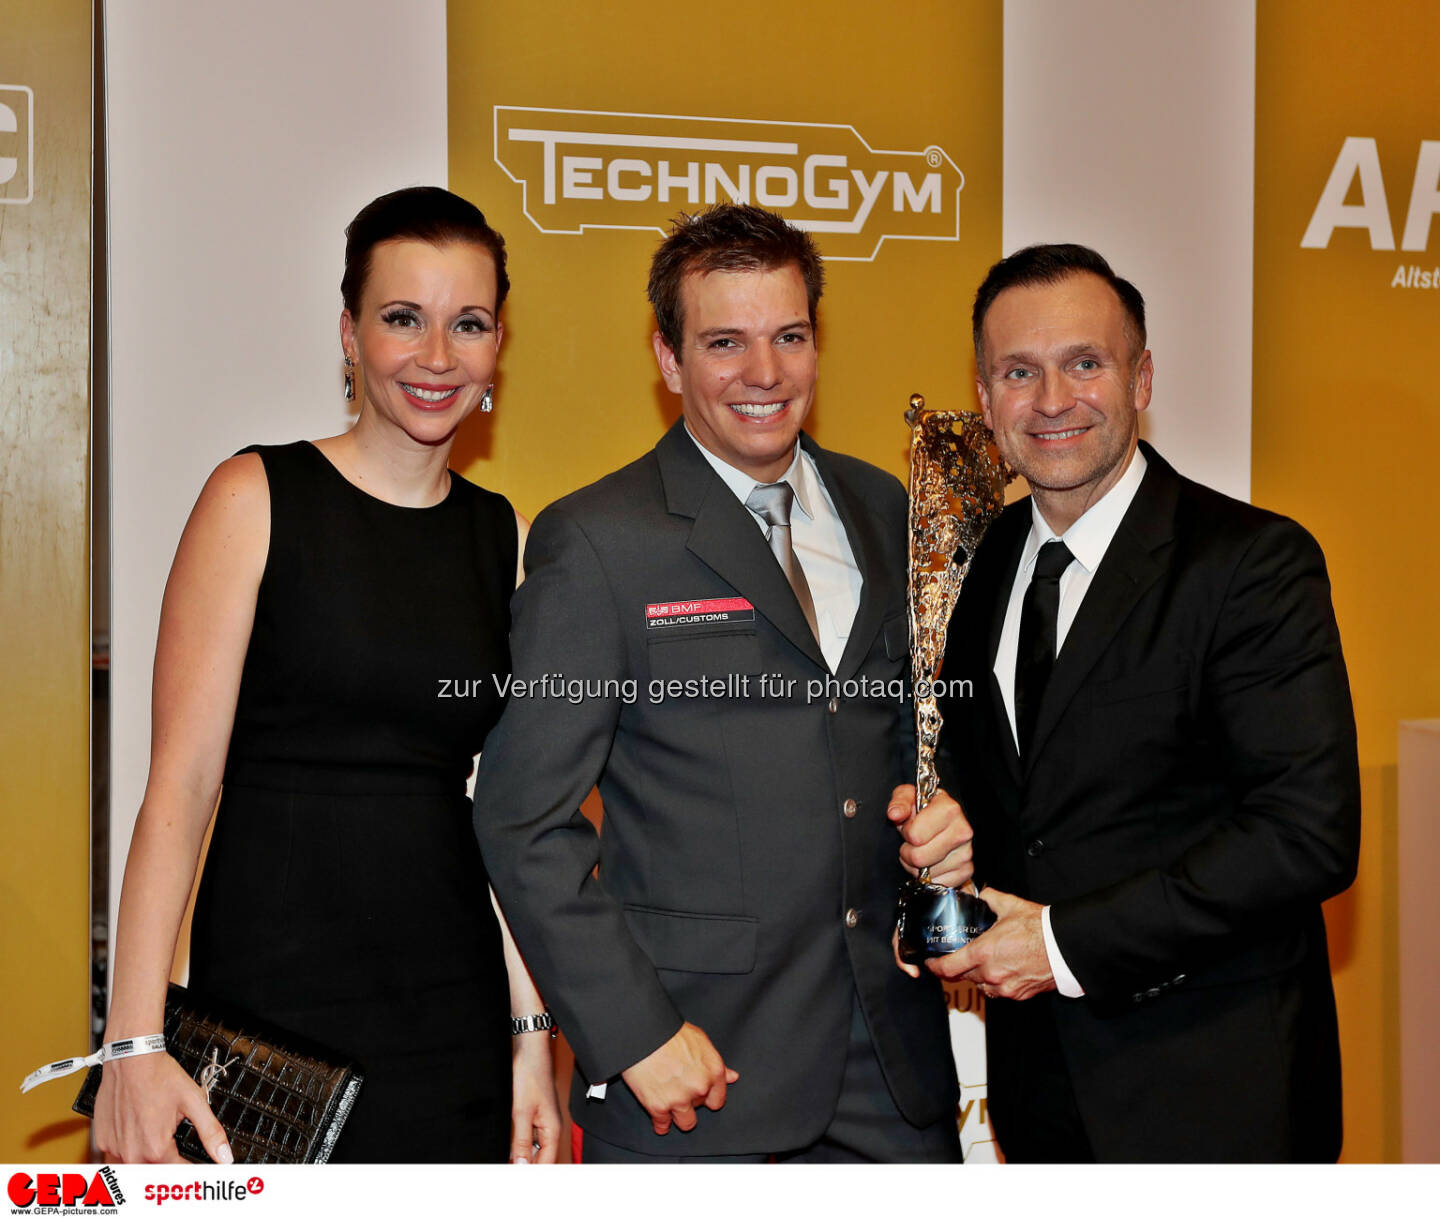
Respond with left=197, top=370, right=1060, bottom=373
left=510, top=1011, right=557, bottom=1037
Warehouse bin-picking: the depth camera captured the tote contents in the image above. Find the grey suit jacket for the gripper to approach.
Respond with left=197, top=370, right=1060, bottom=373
left=473, top=422, right=956, bottom=1155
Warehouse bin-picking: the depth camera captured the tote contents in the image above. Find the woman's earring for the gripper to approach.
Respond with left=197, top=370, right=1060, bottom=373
left=481, top=386, right=494, bottom=413
left=343, top=356, right=355, bottom=402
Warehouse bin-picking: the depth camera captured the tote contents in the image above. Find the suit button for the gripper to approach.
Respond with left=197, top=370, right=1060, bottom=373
left=844, top=908, right=859, bottom=928
left=828, top=696, right=839, bottom=714
left=1026, top=839, right=1045, bottom=857
left=1173, top=974, right=1186, bottom=986
left=1132, top=993, right=1144, bottom=1003
left=1145, top=987, right=1161, bottom=999
left=842, top=798, right=858, bottom=818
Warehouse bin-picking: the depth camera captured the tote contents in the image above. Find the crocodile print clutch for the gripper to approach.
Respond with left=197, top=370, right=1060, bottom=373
left=74, top=983, right=364, bottom=1164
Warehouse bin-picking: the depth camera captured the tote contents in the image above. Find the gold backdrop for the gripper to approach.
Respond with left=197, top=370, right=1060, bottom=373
left=0, top=0, right=93, bottom=1165
left=446, top=0, right=1003, bottom=516
left=1256, top=0, right=1440, bottom=1163
left=446, top=0, right=1004, bottom=1160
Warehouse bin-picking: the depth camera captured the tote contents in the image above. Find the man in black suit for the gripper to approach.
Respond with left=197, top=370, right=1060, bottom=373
left=902, top=244, right=1360, bottom=1161
left=473, top=204, right=959, bottom=1162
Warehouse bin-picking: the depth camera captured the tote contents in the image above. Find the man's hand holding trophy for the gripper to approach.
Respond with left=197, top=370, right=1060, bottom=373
left=893, top=394, right=1014, bottom=969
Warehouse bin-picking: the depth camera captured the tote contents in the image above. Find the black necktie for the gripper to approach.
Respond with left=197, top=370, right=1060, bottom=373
left=1015, top=540, right=1074, bottom=760
left=745, top=481, right=820, bottom=642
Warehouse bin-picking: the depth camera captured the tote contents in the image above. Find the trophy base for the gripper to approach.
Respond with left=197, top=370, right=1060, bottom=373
left=896, top=879, right=997, bottom=963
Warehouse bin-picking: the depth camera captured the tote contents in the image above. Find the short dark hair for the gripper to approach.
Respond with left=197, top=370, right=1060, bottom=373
left=647, top=203, right=824, bottom=358
left=972, top=243, right=1146, bottom=368
left=341, top=186, right=510, bottom=315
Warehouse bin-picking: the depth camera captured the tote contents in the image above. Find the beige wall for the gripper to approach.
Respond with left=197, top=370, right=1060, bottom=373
left=0, top=0, right=94, bottom=1164
left=1398, top=722, right=1440, bottom=1162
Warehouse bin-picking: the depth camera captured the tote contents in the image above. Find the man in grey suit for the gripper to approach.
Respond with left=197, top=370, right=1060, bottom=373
left=472, top=204, right=961, bottom=1162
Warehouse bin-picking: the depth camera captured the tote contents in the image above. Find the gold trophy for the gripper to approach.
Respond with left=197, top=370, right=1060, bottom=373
left=895, top=393, right=1014, bottom=962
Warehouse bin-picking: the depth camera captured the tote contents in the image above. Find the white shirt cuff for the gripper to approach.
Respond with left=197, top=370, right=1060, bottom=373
left=1042, top=904, right=1085, bottom=998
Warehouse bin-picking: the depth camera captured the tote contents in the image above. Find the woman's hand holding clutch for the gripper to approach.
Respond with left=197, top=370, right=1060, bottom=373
left=93, top=1049, right=232, bottom=1165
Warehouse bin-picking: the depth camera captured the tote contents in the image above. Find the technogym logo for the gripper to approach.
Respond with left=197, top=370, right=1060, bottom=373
left=494, top=106, right=966, bottom=262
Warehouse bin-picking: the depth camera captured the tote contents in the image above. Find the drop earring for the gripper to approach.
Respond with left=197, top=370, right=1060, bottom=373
left=480, top=386, right=494, bottom=413
left=343, top=356, right=355, bottom=402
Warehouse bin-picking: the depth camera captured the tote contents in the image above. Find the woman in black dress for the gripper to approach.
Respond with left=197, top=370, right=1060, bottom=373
left=95, top=188, right=560, bottom=1163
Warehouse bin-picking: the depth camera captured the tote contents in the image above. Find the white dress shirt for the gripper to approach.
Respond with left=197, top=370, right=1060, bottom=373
left=686, top=427, right=861, bottom=673
left=992, top=448, right=1149, bottom=997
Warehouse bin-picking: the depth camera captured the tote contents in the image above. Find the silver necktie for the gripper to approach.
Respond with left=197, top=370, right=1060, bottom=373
left=746, top=481, right=820, bottom=642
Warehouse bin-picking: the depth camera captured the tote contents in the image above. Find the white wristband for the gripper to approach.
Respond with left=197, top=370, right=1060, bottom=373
left=20, top=1035, right=167, bottom=1094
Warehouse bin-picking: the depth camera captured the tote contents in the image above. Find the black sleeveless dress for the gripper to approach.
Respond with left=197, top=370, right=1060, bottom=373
left=188, top=441, right=515, bottom=1163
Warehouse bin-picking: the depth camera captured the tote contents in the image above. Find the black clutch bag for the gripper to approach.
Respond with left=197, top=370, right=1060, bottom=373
left=74, top=984, right=364, bottom=1164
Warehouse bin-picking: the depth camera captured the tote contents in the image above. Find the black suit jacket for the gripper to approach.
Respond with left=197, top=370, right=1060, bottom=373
left=937, top=443, right=1360, bottom=1161
left=474, top=423, right=956, bottom=1155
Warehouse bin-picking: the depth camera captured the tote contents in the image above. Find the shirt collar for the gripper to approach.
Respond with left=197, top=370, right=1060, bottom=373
left=683, top=424, right=813, bottom=520
left=1021, top=446, right=1148, bottom=575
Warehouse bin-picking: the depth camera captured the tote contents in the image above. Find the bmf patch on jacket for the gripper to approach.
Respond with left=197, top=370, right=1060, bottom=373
left=646, top=597, right=755, bottom=629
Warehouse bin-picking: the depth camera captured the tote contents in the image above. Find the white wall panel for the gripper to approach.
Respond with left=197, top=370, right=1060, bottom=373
left=105, top=0, right=448, bottom=946
left=1399, top=720, right=1440, bottom=1163
left=1004, top=0, right=1255, bottom=500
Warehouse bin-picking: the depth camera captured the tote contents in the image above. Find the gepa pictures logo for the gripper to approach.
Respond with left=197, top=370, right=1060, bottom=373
left=8, top=1167, right=124, bottom=1211
left=494, top=106, right=965, bottom=261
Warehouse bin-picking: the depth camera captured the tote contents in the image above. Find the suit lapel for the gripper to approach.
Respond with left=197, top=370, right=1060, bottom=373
left=1024, top=446, right=1178, bottom=772
left=972, top=507, right=1027, bottom=785
left=657, top=424, right=829, bottom=671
